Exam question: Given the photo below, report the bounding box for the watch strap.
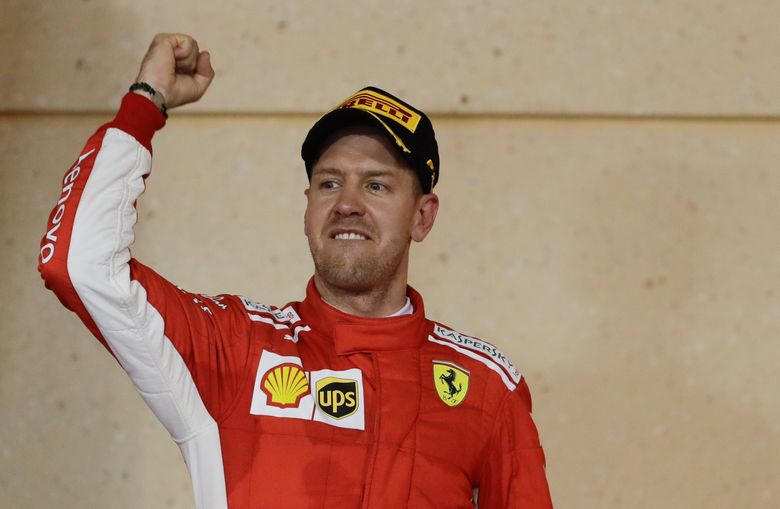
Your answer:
[129,82,168,118]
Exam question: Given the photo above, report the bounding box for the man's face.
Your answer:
[304,126,437,294]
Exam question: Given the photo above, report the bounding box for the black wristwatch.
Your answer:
[129,82,168,118]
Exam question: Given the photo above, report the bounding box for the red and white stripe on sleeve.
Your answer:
[38,93,248,509]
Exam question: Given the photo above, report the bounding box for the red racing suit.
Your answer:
[38,93,553,509]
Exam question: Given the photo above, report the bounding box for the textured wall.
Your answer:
[3,1,780,115]
[2,1,778,508]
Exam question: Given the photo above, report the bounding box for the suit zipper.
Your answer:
[360,352,381,508]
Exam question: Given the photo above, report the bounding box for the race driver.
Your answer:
[38,33,553,509]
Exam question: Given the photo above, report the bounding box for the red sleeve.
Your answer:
[478,378,554,508]
[38,93,252,423]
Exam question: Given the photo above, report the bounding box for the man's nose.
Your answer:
[333,184,365,217]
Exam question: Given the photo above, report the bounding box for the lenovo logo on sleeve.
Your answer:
[40,148,95,264]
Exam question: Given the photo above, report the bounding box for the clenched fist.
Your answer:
[134,33,215,109]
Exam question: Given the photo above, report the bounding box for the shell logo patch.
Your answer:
[250,351,365,430]
[261,363,310,408]
[433,360,470,407]
[316,377,359,419]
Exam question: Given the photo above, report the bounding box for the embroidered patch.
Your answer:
[250,352,364,430]
[433,360,470,407]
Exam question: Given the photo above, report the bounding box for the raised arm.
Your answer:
[37,34,242,509]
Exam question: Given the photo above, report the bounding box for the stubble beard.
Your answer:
[308,237,408,294]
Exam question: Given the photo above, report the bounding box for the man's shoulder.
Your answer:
[426,321,523,392]
[184,290,295,323]
[231,294,309,341]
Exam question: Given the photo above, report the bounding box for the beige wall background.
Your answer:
[1,1,778,508]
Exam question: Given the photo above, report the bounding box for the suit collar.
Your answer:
[298,277,429,353]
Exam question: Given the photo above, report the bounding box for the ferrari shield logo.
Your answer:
[433,361,469,407]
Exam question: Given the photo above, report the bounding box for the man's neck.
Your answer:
[314,273,409,318]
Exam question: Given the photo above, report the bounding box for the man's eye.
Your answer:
[320,180,339,189]
[367,182,386,192]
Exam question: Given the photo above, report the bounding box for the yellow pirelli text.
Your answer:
[339,90,422,132]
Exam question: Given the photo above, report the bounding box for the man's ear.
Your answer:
[303,187,310,236]
[411,193,439,243]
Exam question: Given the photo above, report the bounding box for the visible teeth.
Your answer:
[334,233,367,240]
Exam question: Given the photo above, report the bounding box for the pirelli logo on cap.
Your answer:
[339,89,422,133]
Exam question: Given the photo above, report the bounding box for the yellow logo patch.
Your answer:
[339,89,422,133]
[316,377,359,419]
[261,363,310,408]
[433,361,470,407]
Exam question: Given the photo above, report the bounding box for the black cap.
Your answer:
[301,86,439,193]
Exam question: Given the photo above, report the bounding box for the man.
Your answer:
[39,34,552,508]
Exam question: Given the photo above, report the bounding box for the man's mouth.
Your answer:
[330,228,371,241]
[333,232,368,240]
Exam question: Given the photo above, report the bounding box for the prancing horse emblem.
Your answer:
[432,361,470,407]
[440,369,462,397]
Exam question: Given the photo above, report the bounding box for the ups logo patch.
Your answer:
[316,377,359,419]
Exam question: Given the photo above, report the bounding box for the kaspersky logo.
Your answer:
[316,377,359,419]
[339,89,422,133]
[261,363,310,408]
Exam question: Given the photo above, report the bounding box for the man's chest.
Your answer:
[216,324,487,508]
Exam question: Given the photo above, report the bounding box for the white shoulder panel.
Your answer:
[430,323,522,389]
